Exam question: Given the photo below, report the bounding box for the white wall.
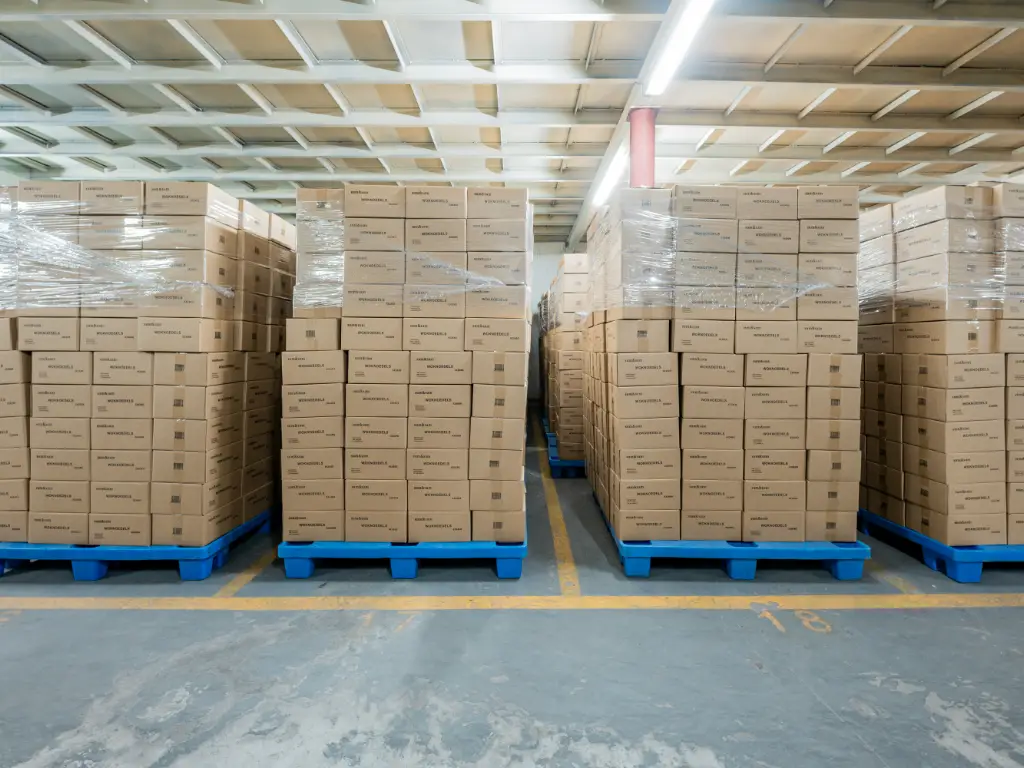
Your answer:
[529,242,564,400]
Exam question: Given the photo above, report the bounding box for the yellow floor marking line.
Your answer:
[864,560,923,595]
[531,413,581,597]
[212,549,278,598]
[3,592,1024,612]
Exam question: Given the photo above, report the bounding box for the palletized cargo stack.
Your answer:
[1,180,285,547]
[583,184,862,543]
[873,186,1009,546]
[282,183,530,546]
[543,253,588,460]
[857,202,902,525]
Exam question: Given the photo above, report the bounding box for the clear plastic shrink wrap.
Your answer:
[0,201,238,313]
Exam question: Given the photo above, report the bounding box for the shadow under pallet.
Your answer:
[0,510,272,582]
[278,537,528,580]
[859,508,1024,583]
[542,416,585,479]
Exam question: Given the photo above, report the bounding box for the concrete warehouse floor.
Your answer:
[2,418,1024,767]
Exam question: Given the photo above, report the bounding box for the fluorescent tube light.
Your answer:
[591,146,629,207]
[644,0,718,96]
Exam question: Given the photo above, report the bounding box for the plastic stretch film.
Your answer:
[0,209,236,313]
[293,189,534,318]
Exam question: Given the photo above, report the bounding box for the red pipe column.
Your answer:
[628,107,657,188]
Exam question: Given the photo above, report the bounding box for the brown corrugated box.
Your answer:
[30,480,89,513]
[797,321,858,353]
[679,353,741,386]
[0,416,27,448]
[345,511,407,542]
[742,511,804,542]
[745,450,804,480]
[902,385,1004,422]
[90,419,152,450]
[345,217,405,250]
[806,419,860,451]
[612,508,680,541]
[345,416,408,449]
[744,480,806,511]
[345,480,407,511]
[681,418,742,450]
[604,320,669,353]
[611,417,679,449]
[344,184,405,217]
[409,351,471,384]
[681,449,741,480]
[681,386,743,419]
[282,417,343,448]
[31,352,91,385]
[30,448,84,480]
[281,447,343,480]
[469,448,524,480]
[408,481,470,513]
[90,385,153,418]
[904,474,1005,515]
[283,511,344,542]
[472,352,528,385]
[807,481,858,511]
[152,351,244,386]
[282,383,345,418]
[472,509,526,542]
[17,317,79,352]
[470,384,527,419]
[807,353,861,386]
[806,387,860,419]
[614,448,681,479]
[345,251,405,284]
[807,450,861,481]
[403,318,465,351]
[0,384,28,417]
[151,499,243,546]
[90,481,149,514]
[917,507,1006,546]
[345,448,406,479]
[92,351,153,385]
[30,418,88,449]
[153,412,242,451]
[805,511,857,542]
[150,471,242,516]
[0,509,27,541]
[0,351,29,385]
[610,385,678,419]
[896,320,996,354]
[345,383,407,417]
[29,512,89,544]
[470,477,529,511]
[745,388,806,419]
[905,444,1005,484]
[468,187,528,219]
[285,319,339,351]
[735,321,797,354]
[90,449,152,482]
[407,448,469,479]
[744,420,805,449]
[464,318,529,352]
[137,318,233,353]
[409,384,471,418]
[283,480,344,512]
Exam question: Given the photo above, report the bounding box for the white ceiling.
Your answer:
[1,0,1024,243]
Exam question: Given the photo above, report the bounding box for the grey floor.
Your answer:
[2,425,1024,767]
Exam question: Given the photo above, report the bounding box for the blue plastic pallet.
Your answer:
[859,508,1024,583]
[609,526,870,580]
[0,510,272,582]
[278,538,527,580]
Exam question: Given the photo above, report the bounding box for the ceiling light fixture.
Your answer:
[644,0,718,96]
[591,146,629,207]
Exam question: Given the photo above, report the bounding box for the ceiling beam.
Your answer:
[166,20,224,69]
[764,24,805,73]
[886,131,928,154]
[4,141,1024,166]
[853,25,913,75]
[152,83,200,114]
[948,90,1004,119]
[0,32,47,66]
[62,21,134,68]
[943,28,1016,75]
[275,20,318,68]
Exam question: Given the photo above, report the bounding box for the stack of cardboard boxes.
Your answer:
[581,184,861,543]
[0,180,290,546]
[542,253,588,460]
[860,186,1016,545]
[282,184,531,545]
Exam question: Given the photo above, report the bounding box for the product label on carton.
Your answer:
[345,448,406,479]
[745,420,805,449]
[345,417,408,449]
[744,480,806,511]
[681,449,742,480]
[681,386,743,419]
[736,321,798,354]
[682,480,742,510]
[409,384,471,418]
[282,417,343,449]
[346,384,408,417]
[680,419,742,450]
[744,388,806,419]
[744,450,805,480]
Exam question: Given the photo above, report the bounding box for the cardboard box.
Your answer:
[680,418,742,450]
[902,385,1003,422]
[744,388,806,419]
[31,384,86,418]
[806,387,860,419]
[900,353,1004,391]
[406,186,467,219]
[29,512,89,544]
[30,448,83,480]
[342,184,405,218]
[344,251,405,285]
[152,352,244,386]
[798,186,858,219]
[285,319,339,351]
[682,480,742,511]
[0,508,27,540]
[90,351,153,385]
[743,354,806,387]
[895,321,996,354]
[408,481,471,516]
[744,420,805,450]
[610,508,678,540]
[465,286,530,320]
[916,506,1006,546]
[402,285,465,318]
[744,480,806,511]
[681,449,741,480]
[905,444,1005,484]
[670,320,735,353]
[806,481,859,512]
[905,474,1005,515]
[735,321,798,354]
[345,217,405,251]
[282,383,344,418]
[681,386,743,419]
[807,353,861,387]
[469,477,527,511]
[91,385,154,419]
[608,353,677,386]
[673,186,737,219]
[467,187,528,219]
[806,419,860,451]
[346,383,408,417]
[404,251,466,286]
[31,352,91,385]
[615,448,681,479]
[137,318,232,353]
[803,510,857,542]
[345,350,408,384]
[282,480,344,513]
[674,510,738,540]
[153,413,242,452]
[472,509,526,542]
[610,385,678,419]
[151,500,243,547]
[609,417,678,450]
[30,417,88,450]
[90,419,152,450]
[403,318,465,352]
[142,215,237,256]
[345,448,406,479]
[143,182,238,226]
[345,416,408,449]
[280,447,343,481]
[345,480,407,512]
[0,352,28,386]
[90,481,150,515]
[467,252,530,286]
[466,219,529,251]
[407,448,469,479]
[30,480,89,513]
[798,252,857,287]
[807,450,861,481]
[735,188,796,220]
[151,440,243,484]
[150,472,242,516]
[799,220,859,253]
[345,511,407,542]
[738,220,799,254]
[676,218,738,253]
[469,384,526,419]
[744,450,804,480]
[464,446,522,480]
[464,319,530,353]
[403,418,467,451]
[469,417,524,451]
[405,219,467,252]
[78,180,143,216]
[282,510,344,542]
[903,416,1003,453]
[282,417,343,449]
[742,511,805,542]
[90,449,151,482]
[17,317,79,352]
[408,351,472,385]
[796,321,858,354]
[676,353,739,386]
[342,283,402,318]
[0,416,26,449]
[604,320,670,353]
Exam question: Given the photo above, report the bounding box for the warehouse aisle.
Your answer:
[2,422,1024,766]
